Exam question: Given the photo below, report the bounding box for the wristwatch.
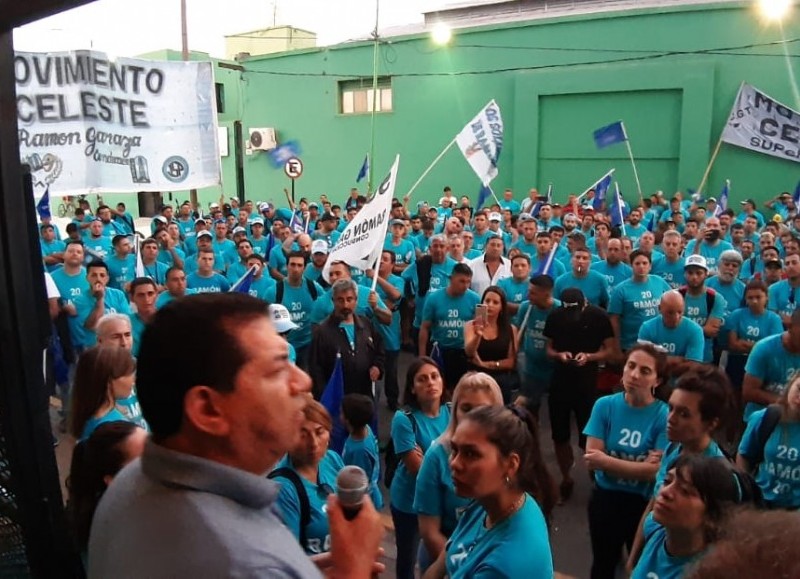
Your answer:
[495,361,500,369]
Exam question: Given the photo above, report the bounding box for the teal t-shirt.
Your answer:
[497,277,529,305]
[74,287,132,347]
[83,235,113,260]
[106,254,136,290]
[530,254,566,280]
[724,307,783,359]
[245,276,276,301]
[361,274,404,351]
[445,496,553,579]
[389,406,451,513]
[651,256,686,290]
[513,299,560,382]
[685,239,734,274]
[50,267,89,348]
[402,257,456,328]
[130,312,147,358]
[653,441,725,497]
[744,333,800,418]
[421,288,481,349]
[553,270,609,308]
[273,450,344,555]
[414,440,470,537]
[631,516,703,579]
[140,261,170,286]
[683,289,727,363]
[768,279,800,320]
[40,239,66,272]
[738,409,800,508]
[638,316,705,362]
[115,387,148,431]
[186,272,231,293]
[383,237,416,268]
[80,407,129,442]
[609,276,672,350]
[591,260,633,289]
[583,392,668,497]
[264,280,324,348]
[342,427,383,510]
[510,239,537,260]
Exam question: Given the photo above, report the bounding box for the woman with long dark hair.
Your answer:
[423,405,557,578]
[389,356,451,579]
[463,285,519,403]
[67,421,147,561]
[70,346,136,441]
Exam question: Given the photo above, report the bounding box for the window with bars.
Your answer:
[339,77,392,115]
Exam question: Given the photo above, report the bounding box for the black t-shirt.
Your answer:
[543,305,614,373]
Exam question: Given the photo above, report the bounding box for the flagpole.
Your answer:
[304,213,310,234]
[487,184,503,208]
[576,168,616,201]
[367,0,380,195]
[370,251,382,292]
[695,134,724,199]
[621,123,644,206]
[402,139,456,201]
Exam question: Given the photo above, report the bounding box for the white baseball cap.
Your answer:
[311,239,329,254]
[488,212,502,222]
[268,303,299,333]
[684,254,708,271]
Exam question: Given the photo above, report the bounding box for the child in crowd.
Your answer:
[341,393,383,509]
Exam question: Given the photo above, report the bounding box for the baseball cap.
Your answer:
[154,215,168,224]
[250,217,264,226]
[740,198,756,207]
[309,202,319,209]
[268,303,299,333]
[684,254,709,271]
[560,288,585,308]
[707,197,717,203]
[390,219,405,227]
[233,226,247,235]
[197,230,212,240]
[311,240,329,254]
[517,213,535,223]
[581,204,595,213]
[209,202,220,209]
[764,258,783,269]
[194,218,206,225]
[320,212,336,222]
[488,212,502,222]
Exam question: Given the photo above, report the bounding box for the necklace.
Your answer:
[485,493,526,529]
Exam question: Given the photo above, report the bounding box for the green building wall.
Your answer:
[237,1,799,210]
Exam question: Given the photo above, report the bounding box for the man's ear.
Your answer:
[183,386,231,437]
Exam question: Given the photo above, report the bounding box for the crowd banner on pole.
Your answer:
[721,83,800,164]
[576,168,615,203]
[323,155,399,283]
[16,50,221,195]
[714,180,730,218]
[456,100,504,186]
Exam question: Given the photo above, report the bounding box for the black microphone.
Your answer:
[336,465,369,521]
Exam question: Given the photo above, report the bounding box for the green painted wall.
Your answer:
[237,1,799,210]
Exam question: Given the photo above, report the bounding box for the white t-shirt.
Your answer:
[44,271,60,299]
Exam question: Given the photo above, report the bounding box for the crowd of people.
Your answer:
[40,183,800,578]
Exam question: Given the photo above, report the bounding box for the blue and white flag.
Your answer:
[289,211,305,234]
[430,342,445,371]
[545,183,553,204]
[535,245,558,278]
[36,187,51,220]
[476,184,492,211]
[592,172,614,211]
[610,182,628,233]
[229,265,257,294]
[356,154,369,183]
[714,180,730,217]
[322,353,346,454]
[792,180,800,206]
[134,235,145,277]
[456,100,504,185]
[593,121,627,149]
[267,140,302,169]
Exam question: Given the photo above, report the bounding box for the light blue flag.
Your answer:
[593,121,627,149]
[356,155,369,183]
[593,173,613,211]
[321,353,346,454]
[36,187,51,219]
[535,245,558,279]
[476,184,492,211]
[229,265,257,293]
[714,181,730,217]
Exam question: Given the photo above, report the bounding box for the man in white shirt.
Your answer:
[468,234,511,296]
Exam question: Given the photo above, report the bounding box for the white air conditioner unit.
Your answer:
[248,127,277,151]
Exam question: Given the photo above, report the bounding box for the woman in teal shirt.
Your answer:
[737,372,800,509]
[69,346,136,441]
[583,343,669,579]
[390,356,451,579]
[414,372,504,572]
[424,405,557,579]
[272,399,344,556]
[632,454,759,579]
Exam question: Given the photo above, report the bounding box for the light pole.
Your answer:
[180,0,199,209]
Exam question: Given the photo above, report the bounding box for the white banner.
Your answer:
[15,50,221,195]
[323,155,399,283]
[455,100,504,185]
[721,83,800,164]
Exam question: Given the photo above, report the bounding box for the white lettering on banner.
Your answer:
[721,83,800,164]
[16,50,220,195]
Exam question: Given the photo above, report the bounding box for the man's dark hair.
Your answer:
[137,294,270,439]
[452,263,473,278]
[382,249,396,263]
[65,239,84,249]
[112,234,128,247]
[130,277,157,294]
[246,253,265,265]
[341,394,374,430]
[535,231,551,239]
[116,202,126,209]
[236,238,252,249]
[66,223,79,234]
[287,250,307,265]
[629,249,651,264]
[550,225,565,234]
[729,222,744,231]
[96,204,111,213]
[166,266,184,281]
[86,260,108,274]
[530,274,554,289]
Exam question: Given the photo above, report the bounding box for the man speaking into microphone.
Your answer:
[88,293,384,578]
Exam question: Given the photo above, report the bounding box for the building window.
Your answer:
[215,82,225,114]
[339,77,392,115]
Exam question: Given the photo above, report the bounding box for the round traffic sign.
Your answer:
[284,157,303,179]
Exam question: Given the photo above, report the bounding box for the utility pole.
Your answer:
[181,0,199,210]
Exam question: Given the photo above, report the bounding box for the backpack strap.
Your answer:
[276,280,285,304]
[678,286,716,317]
[305,278,318,300]
[752,404,783,468]
[417,256,434,298]
[268,467,311,550]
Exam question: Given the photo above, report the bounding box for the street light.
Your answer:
[758,0,792,21]
[431,22,452,45]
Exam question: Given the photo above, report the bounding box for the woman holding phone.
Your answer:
[463,286,519,403]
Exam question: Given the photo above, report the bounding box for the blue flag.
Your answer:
[267,140,301,169]
[610,184,628,229]
[593,121,627,149]
[476,185,492,211]
[289,211,305,234]
[356,155,369,183]
[593,174,613,211]
[430,342,445,372]
[535,246,558,279]
[229,265,257,294]
[714,181,730,217]
[792,180,800,206]
[36,187,51,220]
[321,353,346,454]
